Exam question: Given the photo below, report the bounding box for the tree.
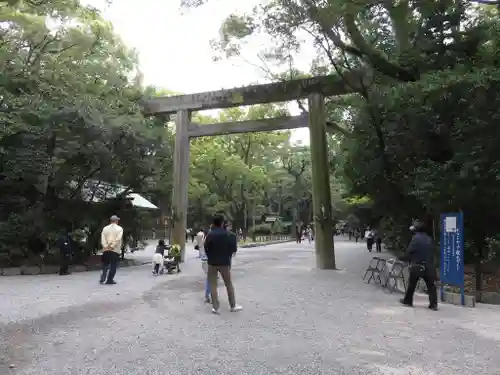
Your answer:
[0,0,172,265]
[188,104,290,232]
[279,144,311,237]
[183,0,500,297]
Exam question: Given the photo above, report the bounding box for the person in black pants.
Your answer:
[57,229,73,275]
[375,233,383,252]
[399,223,438,311]
[100,250,119,284]
[99,215,123,285]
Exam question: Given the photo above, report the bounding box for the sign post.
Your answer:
[440,212,465,306]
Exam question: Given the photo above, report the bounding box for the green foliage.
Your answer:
[169,244,181,258]
[187,103,322,233]
[0,0,172,265]
[189,0,500,277]
[249,223,273,235]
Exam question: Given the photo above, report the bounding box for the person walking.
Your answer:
[306,227,313,243]
[195,228,205,257]
[399,223,438,311]
[364,227,375,252]
[296,226,302,244]
[58,228,73,275]
[375,231,383,252]
[204,214,242,314]
[100,215,123,285]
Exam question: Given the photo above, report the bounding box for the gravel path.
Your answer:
[1,239,499,375]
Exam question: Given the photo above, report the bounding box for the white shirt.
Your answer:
[101,223,123,254]
[365,230,374,239]
[196,231,205,253]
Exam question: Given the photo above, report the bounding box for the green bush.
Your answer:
[378,216,412,254]
[270,220,287,235]
[249,223,272,235]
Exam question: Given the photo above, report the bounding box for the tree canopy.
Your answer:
[180,0,500,296]
[0,0,328,265]
[0,0,172,264]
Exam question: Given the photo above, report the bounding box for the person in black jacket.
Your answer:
[399,223,438,310]
[58,229,73,275]
[204,214,242,314]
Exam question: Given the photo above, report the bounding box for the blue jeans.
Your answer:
[204,277,211,298]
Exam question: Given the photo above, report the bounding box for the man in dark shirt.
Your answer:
[399,223,438,310]
[204,214,242,314]
[58,229,73,276]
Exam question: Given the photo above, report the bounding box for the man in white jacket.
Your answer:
[100,215,123,285]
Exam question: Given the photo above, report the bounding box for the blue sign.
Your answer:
[440,212,465,305]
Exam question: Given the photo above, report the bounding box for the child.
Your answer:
[152,239,166,275]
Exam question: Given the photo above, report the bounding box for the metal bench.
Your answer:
[363,257,409,294]
[382,259,407,293]
[363,257,387,285]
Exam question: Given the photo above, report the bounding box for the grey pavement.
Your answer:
[1,238,499,375]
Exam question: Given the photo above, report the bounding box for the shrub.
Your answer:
[249,223,272,235]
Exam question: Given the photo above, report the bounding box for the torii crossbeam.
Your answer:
[141,70,367,269]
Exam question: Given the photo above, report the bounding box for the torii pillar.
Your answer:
[171,109,190,261]
[308,93,336,269]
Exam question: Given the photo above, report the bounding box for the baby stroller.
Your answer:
[164,254,180,274]
[165,244,181,273]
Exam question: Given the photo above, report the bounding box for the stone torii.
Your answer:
[141,71,366,269]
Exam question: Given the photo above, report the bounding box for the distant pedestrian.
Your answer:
[364,227,374,252]
[204,214,242,314]
[375,232,383,252]
[58,228,73,276]
[296,227,302,244]
[195,228,205,256]
[306,227,313,243]
[100,215,123,285]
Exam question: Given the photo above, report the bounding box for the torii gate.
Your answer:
[142,71,365,269]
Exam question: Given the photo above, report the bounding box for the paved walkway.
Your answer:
[1,239,499,374]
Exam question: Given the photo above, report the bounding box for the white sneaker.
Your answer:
[211,308,220,314]
[230,305,243,312]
